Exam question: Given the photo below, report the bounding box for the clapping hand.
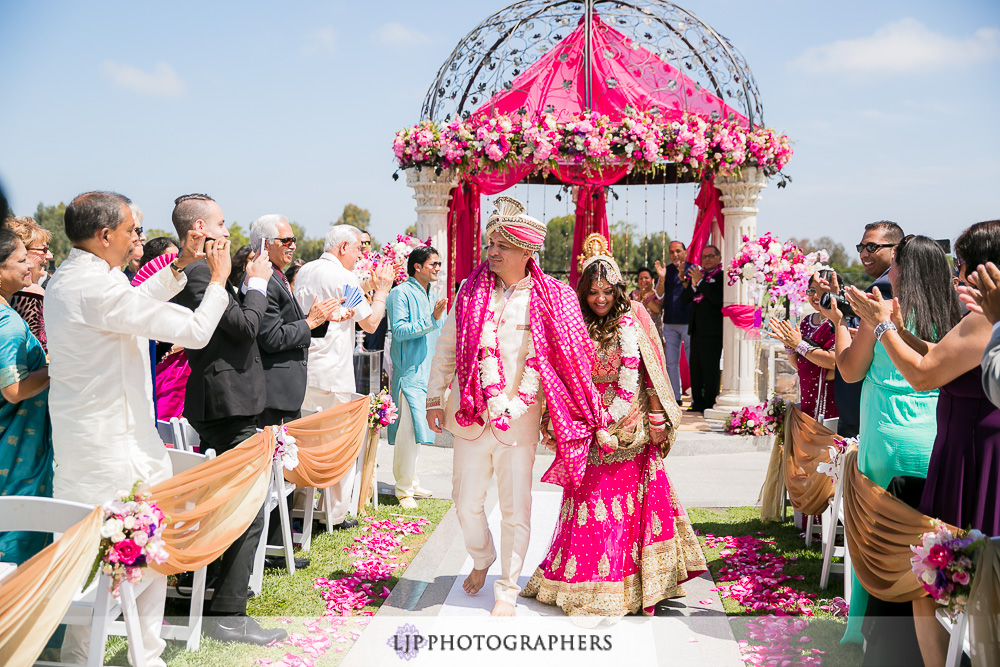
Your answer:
[765,317,802,349]
[433,297,447,320]
[960,263,1000,325]
[654,260,667,282]
[329,297,354,323]
[306,298,339,329]
[688,265,703,285]
[844,285,892,328]
[372,261,395,294]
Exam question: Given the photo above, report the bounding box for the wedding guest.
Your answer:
[170,194,285,644]
[833,220,901,438]
[630,266,662,335]
[122,202,147,282]
[386,245,446,509]
[822,235,961,651]
[654,241,694,403]
[681,245,723,412]
[0,229,52,564]
[138,236,178,270]
[766,269,838,421]
[229,244,253,290]
[4,216,52,349]
[294,224,393,529]
[46,191,230,667]
[284,258,306,291]
[523,250,705,617]
[846,221,999,667]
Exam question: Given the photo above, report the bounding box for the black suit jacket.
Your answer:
[833,269,893,437]
[681,269,724,337]
[256,268,327,412]
[171,260,267,422]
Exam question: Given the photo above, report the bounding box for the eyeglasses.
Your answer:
[272,237,296,247]
[360,240,372,247]
[701,253,719,259]
[28,245,50,255]
[428,261,442,268]
[856,241,896,254]
[132,227,144,237]
[805,288,817,296]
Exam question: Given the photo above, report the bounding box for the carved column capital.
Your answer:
[405,167,458,211]
[716,166,768,213]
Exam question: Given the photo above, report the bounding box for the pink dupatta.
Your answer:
[453,259,609,489]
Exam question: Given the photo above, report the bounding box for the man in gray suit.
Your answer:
[960,261,1000,407]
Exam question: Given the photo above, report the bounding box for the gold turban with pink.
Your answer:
[485,196,546,251]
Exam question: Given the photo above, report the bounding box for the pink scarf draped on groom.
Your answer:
[453,257,610,489]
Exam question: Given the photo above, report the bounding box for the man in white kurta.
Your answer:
[45,191,230,666]
[294,224,394,527]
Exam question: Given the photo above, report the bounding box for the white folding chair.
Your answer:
[147,448,216,651]
[249,458,298,595]
[168,417,186,452]
[0,496,147,667]
[156,420,175,448]
[176,417,201,454]
[819,454,852,604]
[939,535,1000,667]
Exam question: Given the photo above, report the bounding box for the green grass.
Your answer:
[102,496,452,666]
[689,506,863,667]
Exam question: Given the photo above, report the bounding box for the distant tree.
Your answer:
[335,204,371,232]
[541,215,574,279]
[33,202,71,266]
[403,223,417,237]
[787,235,868,289]
[227,223,250,252]
[290,222,325,262]
[143,228,174,243]
[610,219,669,287]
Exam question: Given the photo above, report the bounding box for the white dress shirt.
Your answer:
[294,252,374,394]
[45,249,228,505]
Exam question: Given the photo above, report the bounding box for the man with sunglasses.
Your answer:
[828,220,902,438]
[385,245,447,509]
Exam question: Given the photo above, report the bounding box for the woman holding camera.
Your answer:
[820,235,962,646]
[845,222,1000,667]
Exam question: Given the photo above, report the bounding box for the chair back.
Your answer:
[156,419,175,446]
[0,496,94,535]
[166,447,216,475]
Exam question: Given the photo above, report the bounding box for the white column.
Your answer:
[704,167,768,419]
[405,167,458,291]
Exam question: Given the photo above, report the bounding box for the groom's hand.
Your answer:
[426,408,444,434]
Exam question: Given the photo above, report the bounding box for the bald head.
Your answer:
[171,193,216,239]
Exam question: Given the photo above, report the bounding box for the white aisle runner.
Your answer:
[357,491,743,666]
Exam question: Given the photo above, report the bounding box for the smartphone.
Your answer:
[258,238,267,257]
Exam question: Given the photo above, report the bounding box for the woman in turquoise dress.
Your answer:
[0,228,53,564]
[819,235,962,648]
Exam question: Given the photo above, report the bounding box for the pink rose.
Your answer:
[952,569,970,586]
[114,539,142,566]
[927,545,954,568]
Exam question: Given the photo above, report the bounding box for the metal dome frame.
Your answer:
[421,0,764,127]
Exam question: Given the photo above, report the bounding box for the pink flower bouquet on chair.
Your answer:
[90,481,170,598]
[910,525,987,619]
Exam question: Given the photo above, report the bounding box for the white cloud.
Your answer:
[374,22,431,47]
[302,26,337,56]
[101,61,186,98]
[790,18,1000,76]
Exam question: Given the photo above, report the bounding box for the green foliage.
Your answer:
[335,203,371,232]
[540,214,574,278]
[142,228,176,243]
[227,223,250,253]
[788,235,868,289]
[403,222,417,237]
[33,202,71,266]
[611,218,669,280]
[290,222,325,262]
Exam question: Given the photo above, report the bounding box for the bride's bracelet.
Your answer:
[648,412,667,432]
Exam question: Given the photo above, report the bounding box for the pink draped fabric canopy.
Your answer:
[446,13,740,291]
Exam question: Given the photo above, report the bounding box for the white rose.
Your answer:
[100,518,124,538]
[123,515,136,530]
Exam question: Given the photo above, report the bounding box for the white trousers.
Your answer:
[62,575,168,667]
[453,432,535,606]
[301,386,365,525]
[393,393,423,499]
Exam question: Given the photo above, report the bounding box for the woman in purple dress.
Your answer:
[846,221,1000,667]
[767,269,838,420]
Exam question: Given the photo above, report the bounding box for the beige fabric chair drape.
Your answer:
[760,404,836,521]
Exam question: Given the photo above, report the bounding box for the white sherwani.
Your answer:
[426,275,543,605]
[44,248,227,666]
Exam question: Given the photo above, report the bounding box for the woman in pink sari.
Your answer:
[522,247,706,618]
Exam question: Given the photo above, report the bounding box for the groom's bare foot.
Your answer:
[463,567,488,594]
[491,600,516,617]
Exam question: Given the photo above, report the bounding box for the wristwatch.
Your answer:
[874,321,897,341]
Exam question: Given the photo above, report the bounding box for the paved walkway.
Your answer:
[344,430,771,666]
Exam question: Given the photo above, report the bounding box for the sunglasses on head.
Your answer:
[272,237,296,247]
[856,241,897,254]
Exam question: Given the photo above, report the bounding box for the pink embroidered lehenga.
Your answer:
[522,304,707,617]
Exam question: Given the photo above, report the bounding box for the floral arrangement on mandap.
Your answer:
[380,234,433,285]
[724,395,789,436]
[369,389,399,430]
[91,481,170,598]
[393,109,792,180]
[727,232,828,316]
[910,525,988,619]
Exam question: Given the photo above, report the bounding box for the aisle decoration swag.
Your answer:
[90,482,169,598]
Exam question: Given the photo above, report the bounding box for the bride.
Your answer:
[521,239,706,617]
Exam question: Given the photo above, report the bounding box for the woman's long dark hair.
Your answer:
[954,220,1000,271]
[894,235,962,342]
[0,228,22,266]
[576,260,631,349]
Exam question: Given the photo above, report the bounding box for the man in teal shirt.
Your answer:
[386,245,447,509]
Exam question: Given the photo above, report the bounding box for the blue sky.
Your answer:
[1,0,997,257]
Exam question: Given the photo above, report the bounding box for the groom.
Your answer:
[426,196,609,616]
